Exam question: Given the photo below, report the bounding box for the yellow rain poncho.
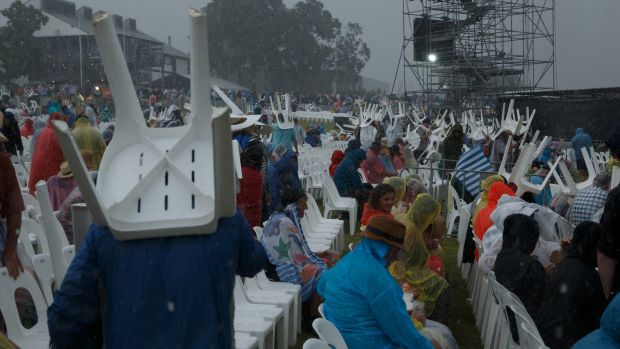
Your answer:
[471,175,505,224]
[383,177,406,207]
[606,158,620,173]
[389,194,447,315]
[72,117,106,170]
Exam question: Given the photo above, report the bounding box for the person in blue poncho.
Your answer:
[333,148,366,197]
[48,209,270,349]
[571,128,593,173]
[318,215,437,349]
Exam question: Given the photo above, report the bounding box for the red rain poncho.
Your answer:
[474,181,514,240]
[329,150,345,176]
[28,113,66,195]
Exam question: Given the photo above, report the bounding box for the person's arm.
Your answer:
[48,226,103,348]
[368,285,434,349]
[236,211,270,277]
[598,251,617,298]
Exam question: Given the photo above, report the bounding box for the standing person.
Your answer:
[293,118,305,146]
[571,128,593,173]
[271,115,298,153]
[318,216,436,349]
[536,222,607,349]
[414,118,432,160]
[0,130,24,280]
[0,110,23,157]
[72,114,107,170]
[28,113,66,195]
[490,131,511,170]
[440,124,464,172]
[236,141,265,228]
[84,102,97,126]
[48,208,271,348]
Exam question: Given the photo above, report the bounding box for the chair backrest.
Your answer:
[0,268,50,341]
[312,318,348,349]
[31,253,54,305]
[21,192,40,216]
[20,217,50,254]
[302,338,331,349]
[233,276,250,304]
[318,303,325,318]
[510,304,547,349]
[253,226,263,240]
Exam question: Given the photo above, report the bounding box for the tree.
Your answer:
[329,22,371,93]
[204,0,370,94]
[0,1,48,81]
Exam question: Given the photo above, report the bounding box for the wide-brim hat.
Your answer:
[231,114,261,132]
[361,215,408,251]
[57,161,73,178]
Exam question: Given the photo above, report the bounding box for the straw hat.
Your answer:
[361,215,408,251]
[57,161,73,178]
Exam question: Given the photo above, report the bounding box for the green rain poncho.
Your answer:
[389,194,448,315]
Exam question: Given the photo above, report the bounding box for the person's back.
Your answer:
[572,295,620,349]
[571,128,593,161]
[572,176,609,225]
[48,209,269,349]
[72,116,106,170]
[494,215,546,318]
[272,125,296,152]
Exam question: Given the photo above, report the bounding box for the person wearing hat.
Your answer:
[0,128,25,280]
[47,149,95,212]
[318,215,436,349]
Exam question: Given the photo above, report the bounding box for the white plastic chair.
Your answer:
[302,338,331,349]
[21,192,41,218]
[254,271,302,337]
[317,303,325,318]
[20,217,50,255]
[31,253,54,305]
[234,316,275,349]
[235,332,259,349]
[322,176,357,236]
[312,318,348,349]
[238,276,294,348]
[0,268,50,348]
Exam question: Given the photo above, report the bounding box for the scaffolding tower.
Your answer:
[394,0,555,116]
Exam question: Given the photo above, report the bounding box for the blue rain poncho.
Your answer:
[317,238,433,349]
[333,149,366,196]
[266,151,302,214]
[48,209,269,349]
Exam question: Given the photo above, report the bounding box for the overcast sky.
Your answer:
[29,0,620,91]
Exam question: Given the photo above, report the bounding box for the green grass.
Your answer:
[293,212,482,348]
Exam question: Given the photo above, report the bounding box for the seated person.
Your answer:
[261,189,327,314]
[572,294,620,349]
[318,216,437,349]
[411,300,458,349]
[536,222,607,349]
[360,184,396,229]
[333,148,371,212]
[390,194,448,319]
[361,142,397,184]
[494,214,547,319]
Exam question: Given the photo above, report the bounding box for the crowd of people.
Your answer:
[1,89,620,349]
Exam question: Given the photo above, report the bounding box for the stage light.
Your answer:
[428,53,437,62]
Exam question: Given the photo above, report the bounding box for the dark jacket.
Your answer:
[535,256,606,349]
[48,209,269,349]
[1,111,23,156]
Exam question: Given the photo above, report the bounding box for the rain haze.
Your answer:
[43,0,620,90]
